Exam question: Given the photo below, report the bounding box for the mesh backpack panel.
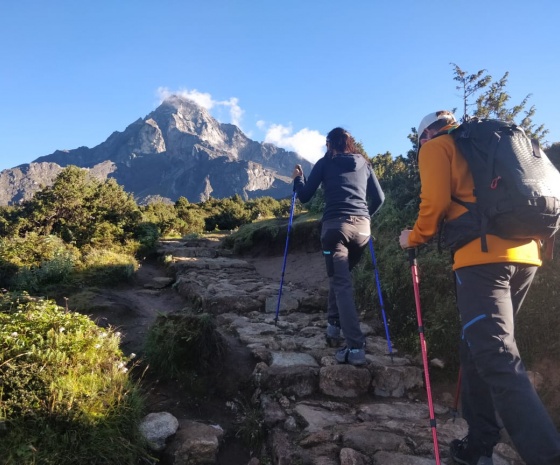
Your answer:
[442,118,560,252]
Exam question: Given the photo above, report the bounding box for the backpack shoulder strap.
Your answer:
[531,138,543,158]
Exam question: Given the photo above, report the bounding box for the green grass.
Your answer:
[222,212,321,255]
[0,293,151,464]
[143,312,226,396]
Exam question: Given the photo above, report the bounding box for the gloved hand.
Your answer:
[291,164,303,179]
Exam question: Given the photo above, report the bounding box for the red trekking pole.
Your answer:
[408,248,441,465]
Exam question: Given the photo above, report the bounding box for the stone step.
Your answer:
[153,237,523,465]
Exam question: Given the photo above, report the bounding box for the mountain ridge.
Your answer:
[0,96,313,206]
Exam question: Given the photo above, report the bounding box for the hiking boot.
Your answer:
[334,346,366,366]
[450,436,494,465]
[326,324,343,347]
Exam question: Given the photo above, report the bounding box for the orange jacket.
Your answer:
[408,127,542,270]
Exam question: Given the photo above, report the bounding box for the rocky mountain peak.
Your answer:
[153,96,231,152]
[0,97,313,206]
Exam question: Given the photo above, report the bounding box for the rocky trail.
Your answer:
[83,233,524,465]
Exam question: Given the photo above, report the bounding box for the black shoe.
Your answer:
[450,436,494,465]
[325,323,343,347]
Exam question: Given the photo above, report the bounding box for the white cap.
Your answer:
[417,111,457,144]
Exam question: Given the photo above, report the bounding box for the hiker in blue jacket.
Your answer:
[292,127,384,366]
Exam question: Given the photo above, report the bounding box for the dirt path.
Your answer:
[80,258,186,356]
[79,248,278,464]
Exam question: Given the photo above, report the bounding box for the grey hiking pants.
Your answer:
[321,216,370,349]
[455,263,560,465]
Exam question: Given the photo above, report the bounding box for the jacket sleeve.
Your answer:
[408,142,452,246]
[293,159,324,203]
[367,166,385,216]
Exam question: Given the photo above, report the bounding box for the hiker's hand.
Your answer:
[292,164,303,179]
[399,229,412,249]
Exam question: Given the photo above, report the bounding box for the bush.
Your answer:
[0,293,149,464]
[134,222,161,252]
[0,234,80,292]
[79,249,138,285]
[144,312,226,394]
[222,213,321,256]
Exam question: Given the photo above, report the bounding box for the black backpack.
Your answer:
[441,118,560,253]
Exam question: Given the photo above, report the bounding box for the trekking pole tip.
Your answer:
[451,408,458,422]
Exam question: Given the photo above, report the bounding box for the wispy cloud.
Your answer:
[156,87,324,163]
[260,122,325,163]
[156,87,244,127]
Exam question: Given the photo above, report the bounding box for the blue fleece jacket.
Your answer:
[293,153,385,221]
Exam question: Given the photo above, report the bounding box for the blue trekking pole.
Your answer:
[369,237,394,360]
[274,190,297,324]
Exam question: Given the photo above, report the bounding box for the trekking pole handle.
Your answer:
[407,247,418,265]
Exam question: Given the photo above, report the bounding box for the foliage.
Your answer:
[450,63,492,120]
[202,195,252,231]
[229,396,265,453]
[134,222,161,252]
[79,249,138,285]
[0,234,80,292]
[140,200,185,237]
[516,240,560,365]
[222,212,321,256]
[450,63,548,141]
[18,167,141,249]
[143,312,226,394]
[302,188,325,214]
[546,143,560,170]
[0,167,301,294]
[0,293,149,464]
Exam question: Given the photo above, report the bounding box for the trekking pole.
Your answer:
[407,248,441,465]
[368,237,393,361]
[451,367,462,421]
[450,271,462,421]
[274,190,297,324]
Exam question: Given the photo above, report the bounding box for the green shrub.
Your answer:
[0,293,149,464]
[0,234,80,292]
[134,221,161,252]
[144,312,226,393]
[516,244,560,366]
[10,254,76,293]
[222,213,321,256]
[79,249,138,285]
[177,209,206,235]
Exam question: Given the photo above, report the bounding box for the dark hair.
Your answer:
[326,127,358,155]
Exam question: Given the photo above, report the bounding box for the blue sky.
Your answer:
[1,1,558,172]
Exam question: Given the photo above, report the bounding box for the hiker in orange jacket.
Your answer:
[399,111,560,465]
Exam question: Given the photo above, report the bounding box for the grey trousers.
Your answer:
[321,216,370,349]
[455,263,560,465]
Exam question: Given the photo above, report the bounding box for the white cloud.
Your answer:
[263,123,325,163]
[220,97,243,127]
[156,87,244,128]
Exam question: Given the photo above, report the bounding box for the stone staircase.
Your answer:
[150,236,523,465]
